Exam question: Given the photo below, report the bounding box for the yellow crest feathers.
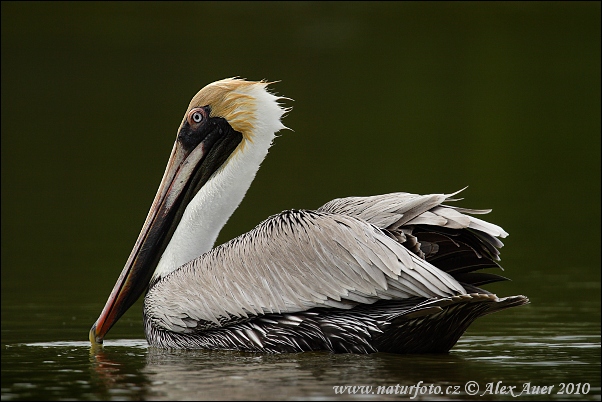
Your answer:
[184,78,271,142]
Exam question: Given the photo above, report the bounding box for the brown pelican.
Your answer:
[90,78,528,353]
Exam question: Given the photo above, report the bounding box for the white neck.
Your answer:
[152,85,286,281]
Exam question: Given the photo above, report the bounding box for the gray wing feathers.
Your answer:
[318,189,508,239]
[318,192,447,230]
[147,189,507,334]
[146,211,465,333]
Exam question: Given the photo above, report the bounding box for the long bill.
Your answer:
[88,141,198,345]
[89,119,242,346]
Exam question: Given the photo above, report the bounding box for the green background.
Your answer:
[3,1,599,323]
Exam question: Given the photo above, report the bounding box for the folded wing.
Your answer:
[146,211,468,333]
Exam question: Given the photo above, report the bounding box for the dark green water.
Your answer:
[2,2,600,400]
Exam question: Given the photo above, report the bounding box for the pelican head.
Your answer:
[90,78,287,345]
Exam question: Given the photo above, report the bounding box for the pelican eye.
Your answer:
[187,108,207,126]
[192,111,203,123]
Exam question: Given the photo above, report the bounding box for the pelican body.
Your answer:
[90,78,528,353]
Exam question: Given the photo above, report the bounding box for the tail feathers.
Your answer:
[481,294,530,315]
[391,293,529,323]
[374,293,529,353]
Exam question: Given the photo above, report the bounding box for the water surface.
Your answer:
[2,295,600,400]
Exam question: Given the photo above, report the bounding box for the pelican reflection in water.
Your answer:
[90,78,528,353]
